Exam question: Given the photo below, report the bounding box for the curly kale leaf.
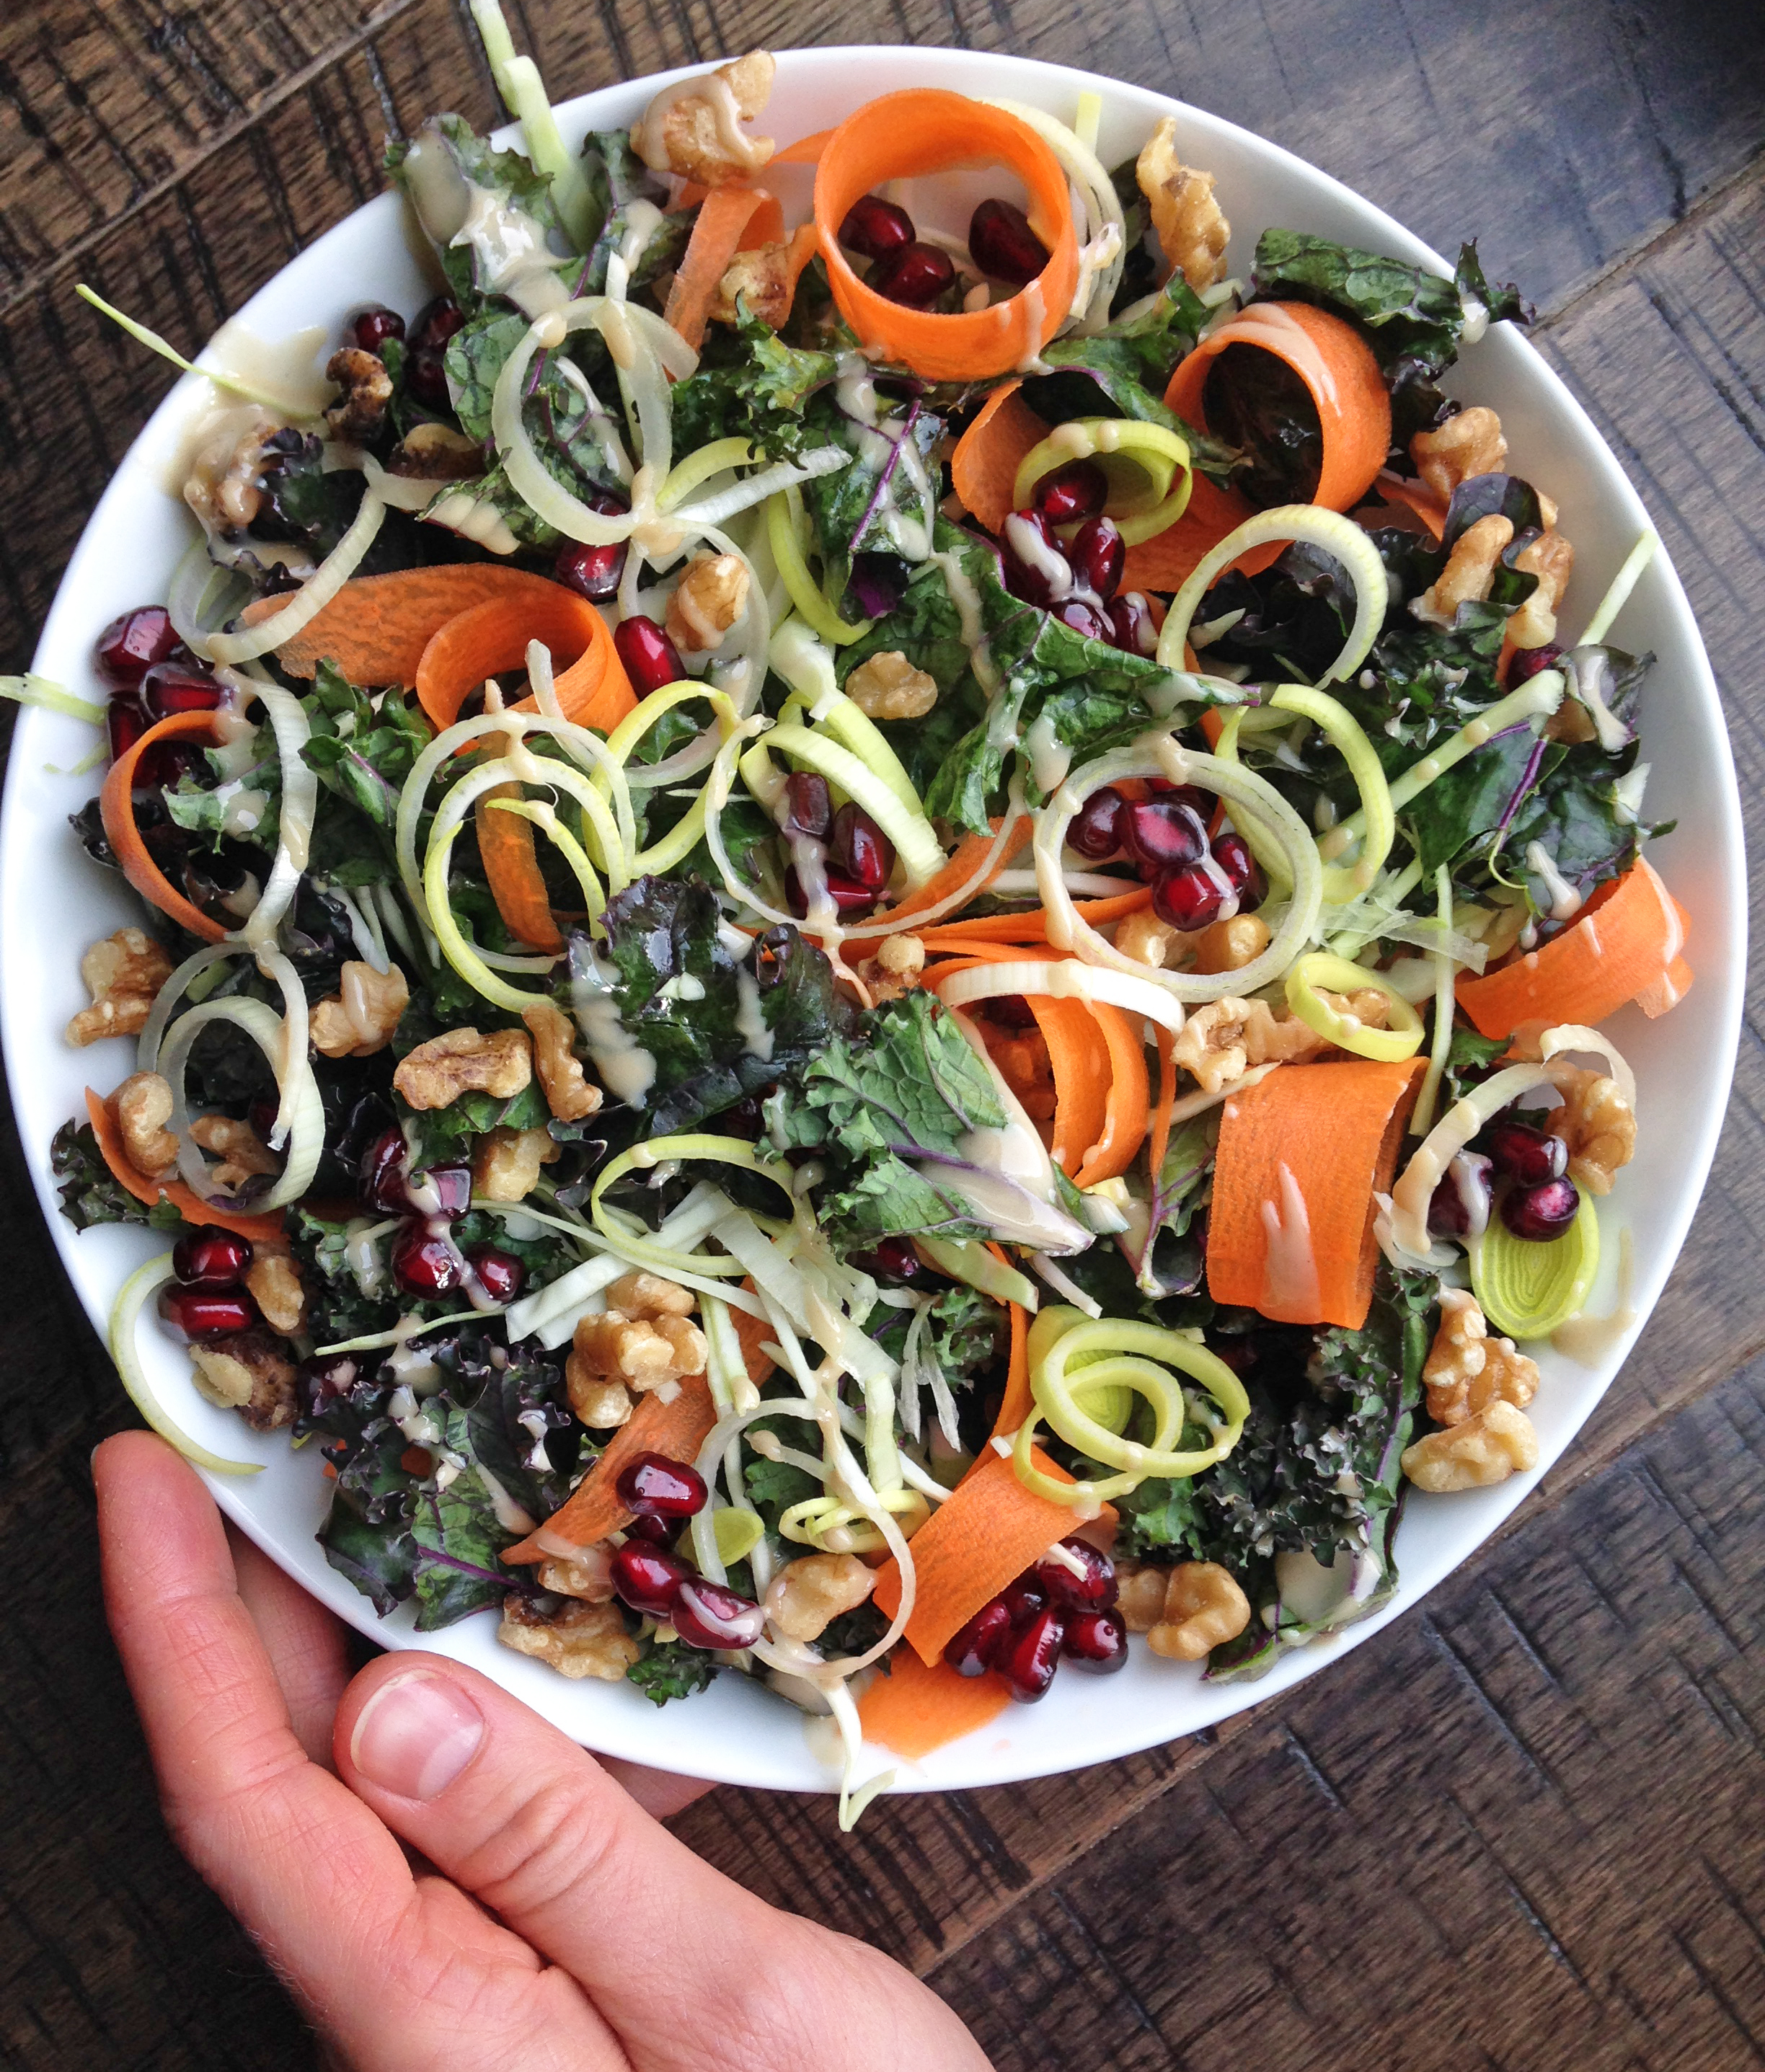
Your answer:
[670,309,843,462]
[387,117,570,310]
[872,1283,1005,1388]
[301,663,433,831]
[801,391,939,601]
[50,1119,185,1233]
[574,130,691,297]
[627,1634,719,1705]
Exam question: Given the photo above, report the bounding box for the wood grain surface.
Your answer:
[0,1,1761,2066]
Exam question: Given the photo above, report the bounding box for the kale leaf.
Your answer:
[627,1634,719,1705]
[301,663,433,832]
[575,130,691,297]
[386,117,570,311]
[670,309,842,462]
[50,1119,185,1233]
[802,392,940,603]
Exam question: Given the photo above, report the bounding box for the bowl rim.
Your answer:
[4,40,1745,1794]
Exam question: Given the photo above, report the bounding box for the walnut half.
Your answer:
[66,929,172,1047]
[1135,117,1230,291]
[1423,1288,1539,1427]
[393,1027,531,1110]
[498,1596,641,1681]
[1402,1400,1539,1492]
[189,1331,297,1431]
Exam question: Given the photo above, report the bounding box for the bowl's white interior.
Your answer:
[1,46,1741,1794]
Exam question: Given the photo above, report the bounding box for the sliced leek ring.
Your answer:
[1011,417,1195,544]
[1472,1186,1601,1340]
[1284,952,1425,1062]
[109,1256,262,1476]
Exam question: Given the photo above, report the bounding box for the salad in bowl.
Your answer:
[6,17,1713,1813]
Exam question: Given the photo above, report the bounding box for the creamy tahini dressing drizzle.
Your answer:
[570,957,658,1105]
[632,72,771,174]
[928,549,999,694]
[735,968,774,1061]
[1524,841,1583,921]
[1022,712,1073,794]
[1258,1163,1322,1321]
[1552,1226,1637,1364]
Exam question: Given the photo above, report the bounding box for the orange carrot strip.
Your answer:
[100,711,229,943]
[813,93,1079,381]
[911,885,1151,951]
[871,815,1035,927]
[663,187,769,352]
[772,129,832,164]
[1369,469,1448,539]
[1028,994,1110,1180]
[1456,857,1693,1038]
[950,379,1047,534]
[415,588,634,735]
[503,1374,717,1564]
[84,1089,286,1242]
[474,784,564,954]
[737,191,785,249]
[987,1293,1032,1446]
[1148,1027,1179,1185]
[870,1446,1113,1666]
[1073,1001,1150,1187]
[857,1647,1012,1759]
[1206,1057,1424,1331]
[241,567,565,684]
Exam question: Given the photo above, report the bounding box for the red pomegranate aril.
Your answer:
[95,606,180,687]
[404,1164,472,1220]
[831,802,894,891]
[999,1606,1066,1701]
[140,661,223,719]
[353,306,405,354]
[624,1513,675,1546]
[997,1572,1048,1628]
[870,242,955,310]
[1107,591,1158,656]
[1502,1175,1580,1242]
[783,771,833,842]
[172,1226,254,1290]
[1508,642,1565,686]
[1153,862,1229,930]
[839,192,916,263]
[158,1287,259,1340]
[1069,515,1125,601]
[466,1245,525,1303]
[1484,1117,1567,1187]
[1035,1538,1118,1613]
[1428,1174,1472,1237]
[554,537,627,603]
[410,295,465,354]
[1121,798,1208,870]
[406,350,449,409]
[1000,508,1069,606]
[984,994,1038,1030]
[783,866,878,918]
[359,1126,411,1213]
[611,1544,691,1619]
[1067,786,1127,860]
[945,1600,1014,1678]
[1211,832,1255,890]
[614,614,686,696]
[616,1452,709,1519]
[107,700,151,765]
[851,1236,920,1283]
[1062,1608,1129,1673]
[1051,597,1112,643]
[969,198,1050,287]
[1032,459,1109,526]
[671,1579,768,1652]
[390,1223,466,1297]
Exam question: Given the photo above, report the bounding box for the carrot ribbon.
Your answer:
[239,566,567,685]
[84,1089,285,1242]
[100,711,229,944]
[856,1647,1012,1758]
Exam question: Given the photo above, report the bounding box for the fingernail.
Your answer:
[349,1670,485,1799]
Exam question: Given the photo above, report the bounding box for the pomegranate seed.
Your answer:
[1068,787,1127,860]
[158,1287,259,1340]
[1502,1175,1580,1242]
[406,351,449,408]
[1484,1117,1567,1186]
[1121,799,1208,871]
[945,1600,1014,1678]
[554,536,627,603]
[839,193,915,262]
[1051,597,1112,643]
[298,1352,360,1418]
[850,1237,920,1284]
[141,661,223,719]
[997,1572,1048,1628]
[1035,1538,1118,1613]
[1509,642,1565,685]
[672,1578,767,1651]
[1000,509,1070,607]
[359,1127,411,1213]
[611,1544,691,1619]
[1062,1608,1129,1673]
[389,1224,466,1297]
[352,306,405,355]
[95,606,180,688]
[139,741,200,792]
[404,1164,471,1220]
[107,701,151,765]
[466,1245,525,1303]
[1107,592,1158,655]
[1068,516,1125,601]
[1033,459,1108,526]
[624,1514,675,1546]
[1428,1175,1471,1236]
[1212,833,1255,890]
[782,771,832,841]
[616,1452,709,1519]
[410,295,464,355]
[831,802,894,891]
[870,242,955,310]
[968,198,1050,287]
[1153,862,1229,930]
[985,994,1038,1030]
[998,1606,1066,1701]
[172,1226,253,1290]
[614,614,686,695]
[784,866,879,918]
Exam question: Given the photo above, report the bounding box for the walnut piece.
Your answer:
[567,1372,634,1430]
[764,1553,876,1642]
[1172,991,1390,1094]
[1193,913,1270,975]
[394,1026,532,1110]
[521,1001,602,1123]
[1136,117,1229,291]
[604,1271,696,1320]
[1146,1562,1252,1661]
[1402,1399,1539,1492]
[852,932,926,1003]
[473,1125,558,1205]
[1116,911,1186,971]
[1116,911,1270,976]
[183,404,280,534]
[1413,513,1515,627]
[66,927,172,1046]
[634,51,776,187]
[1115,1560,1172,1634]
[110,1071,178,1179]
[189,1114,279,1191]
[711,241,797,330]
[1409,407,1508,499]
[497,1596,641,1681]
[1508,527,1575,650]
[189,1331,297,1432]
[244,1249,306,1337]
[569,1311,707,1396]
[310,959,410,1058]
[665,552,750,654]
[1423,1288,1540,1427]
[539,1548,616,1603]
[845,651,939,721]
[388,420,486,479]
[1546,1066,1636,1196]
[324,346,393,443]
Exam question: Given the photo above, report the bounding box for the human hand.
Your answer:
[94,1431,992,2072]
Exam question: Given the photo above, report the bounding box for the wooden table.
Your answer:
[1,3,1762,2064]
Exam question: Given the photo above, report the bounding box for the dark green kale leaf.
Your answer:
[802,391,941,603]
[670,309,842,462]
[301,663,433,831]
[627,1634,719,1705]
[872,1283,1006,1387]
[579,128,663,232]
[575,130,691,297]
[1129,1110,1217,1296]
[387,117,570,310]
[744,1453,823,1534]
[165,735,281,852]
[407,1080,553,1166]
[1442,1024,1509,1104]
[50,1119,185,1233]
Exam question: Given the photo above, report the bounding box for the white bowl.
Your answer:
[3,45,1743,1795]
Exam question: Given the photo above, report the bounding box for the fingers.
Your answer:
[335,1653,994,2070]
[594,1757,715,1821]
[226,1523,353,1766]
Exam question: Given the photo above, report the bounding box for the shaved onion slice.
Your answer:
[1389,1058,1579,1259]
[235,677,317,949]
[1526,1023,1637,1110]
[252,944,316,1151]
[983,96,1126,324]
[1156,504,1389,683]
[932,956,1187,1035]
[110,1255,262,1475]
[157,996,325,1211]
[205,480,386,665]
[136,942,247,1073]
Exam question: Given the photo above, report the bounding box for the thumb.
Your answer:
[336,1653,991,2071]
